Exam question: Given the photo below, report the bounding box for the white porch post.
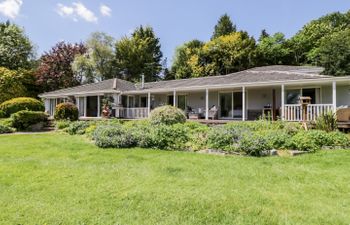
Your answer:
[84,96,87,117]
[76,97,80,116]
[173,89,177,107]
[281,84,285,120]
[147,92,151,116]
[242,86,246,121]
[205,88,209,120]
[332,81,337,113]
[97,95,101,117]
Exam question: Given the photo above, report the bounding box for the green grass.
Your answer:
[1,133,350,224]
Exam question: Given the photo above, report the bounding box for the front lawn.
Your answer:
[1,133,350,224]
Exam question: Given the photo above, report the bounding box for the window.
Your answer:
[286,88,319,104]
[178,95,186,110]
[286,90,301,104]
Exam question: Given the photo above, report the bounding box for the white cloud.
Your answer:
[100,4,111,17]
[57,3,74,17]
[56,2,98,23]
[0,0,22,19]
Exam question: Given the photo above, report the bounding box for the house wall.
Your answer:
[321,84,349,106]
[246,88,281,110]
[337,85,350,106]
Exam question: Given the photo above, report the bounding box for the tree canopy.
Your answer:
[0,21,34,70]
[313,29,350,76]
[35,42,87,92]
[72,32,116,83]
[256,32,291,66]
[0,67,37,103]
[115,26,163,82]
[212,14,236,40]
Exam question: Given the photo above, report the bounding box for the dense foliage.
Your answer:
[212,14,236,40]
[149,105,186,125]
[0,21,34,70]
[10,110,48,131]
[72,32,117,83]
[0,124,14,134]
[35,42,87,92]
[58,119,350,156]
[0,67,37,104]
[0,97,44,117]
[312,29,350,76]
[54,103,79,121]
[115,26,163,82]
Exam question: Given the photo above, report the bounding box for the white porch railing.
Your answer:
[114,107,149,119]
[284,104,334,121]
[306,104,334,121]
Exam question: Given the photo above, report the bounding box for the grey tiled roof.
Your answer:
[39,78,135,97]
[39,65,332,97]
[135,65,330,90]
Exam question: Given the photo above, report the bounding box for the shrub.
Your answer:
[207,125,249,151]
[326,131,350,148]
[184,121,209,151]
[237,133,271,156]
[93,125,136,148]
[149,105,186,125]
[286,131,319,152]
[0,97,44,117]
[54,103,79,121]
[259,130,291,150]
[11,110,48,131]
[125,120,155,148]
[0,124,14,134]
[305,130,332,148]
[150,124,189,150]
[65,121,91,135]
[0,110,6,118]
[315,111,338,132]
[55,120,71,130]
[0,118,13,127]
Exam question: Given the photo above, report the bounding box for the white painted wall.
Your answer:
[337,85,350,106]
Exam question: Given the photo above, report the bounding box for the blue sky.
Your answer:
[1,0,350,66]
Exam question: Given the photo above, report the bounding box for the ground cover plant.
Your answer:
[0,133,350,224]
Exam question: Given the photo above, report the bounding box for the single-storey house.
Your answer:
[39,65,350,122]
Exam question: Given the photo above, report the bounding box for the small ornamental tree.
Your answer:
[149,105,186,125]
[54,102,79,121]
[35,42,87,92]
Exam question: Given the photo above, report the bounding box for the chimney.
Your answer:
[113,78,117,89]
[141,74,145,89]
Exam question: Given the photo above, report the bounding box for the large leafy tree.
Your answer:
[211,14,236,40]
[115,26,163,82]
[203,32,256,75]
[0,67,37,103]
[256,32,291,65]
[35,42,87,92]
[289,11,350,64]
[171,40,204,79]
[72,32,116,83]
[313,29,350,76]
[0,21,34,70]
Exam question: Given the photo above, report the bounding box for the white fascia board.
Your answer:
[39,90,120,98]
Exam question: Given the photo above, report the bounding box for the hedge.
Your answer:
[11,110,48,131]
[0,97,44,117]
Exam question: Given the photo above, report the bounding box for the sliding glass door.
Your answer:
[219,92,243,119]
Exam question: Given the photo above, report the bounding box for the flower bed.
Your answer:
[57,118,350,156]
